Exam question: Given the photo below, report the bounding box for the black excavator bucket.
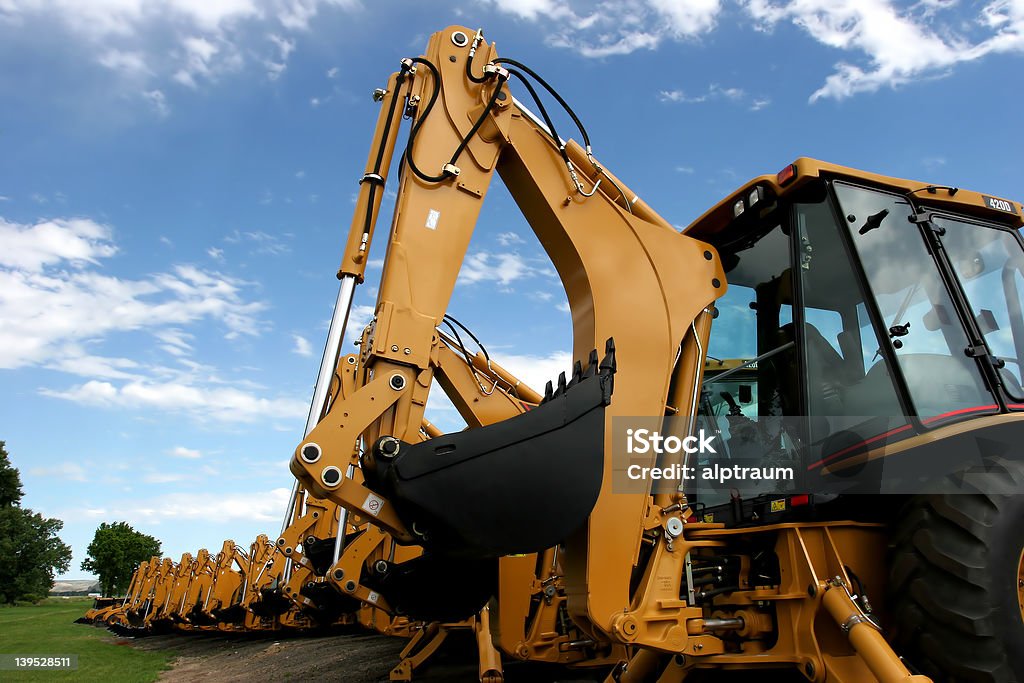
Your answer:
[249,586,292,617]
[362,339,615,559]
[370,554,498,622]
[299,581,361,624]
[125,606,146,628]
[187,602,219,626]
[211,604,247,625]
[303,535,334,576]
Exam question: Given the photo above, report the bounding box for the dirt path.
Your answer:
[126,629,802,682]
[128,628,599,682]
[132,630,408,682]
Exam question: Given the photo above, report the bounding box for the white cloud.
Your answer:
[169,446,201,458]
[266,33,295,80]
[326,66,339,78]
[458,252,553,288]
[292,333,313,356]
[489,0,570,21]
[0,214,266,374]
[87,486,292,523]
[42,378,307,423]
[0,0,361,109]
[649,0,721,36]
[496,231,524,246]
[143,88,169,116]
[154,328,194,356]
[346,304,376,345]
[490,350,573,397]
[98,49,151,77]
[0,217,117,271]
[207,246,225,261]
[488,0,720,57]
[50,349,141,380]
[223,228,291,254]
[659,83,746,104]
[487,0,1024,100]
[746,0,1024,100]
[27,461,89,482]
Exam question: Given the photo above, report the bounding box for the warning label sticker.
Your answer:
[362,493,384,517]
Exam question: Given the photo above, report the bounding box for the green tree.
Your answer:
[0,440,24,506]
[0,442,73,604]
[81,522,161,597]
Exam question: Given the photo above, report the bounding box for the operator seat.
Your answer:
[772,321,848,418]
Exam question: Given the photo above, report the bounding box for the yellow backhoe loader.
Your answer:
[284,25,1024,683]
[80,557,154,625]
[153,552,195,628]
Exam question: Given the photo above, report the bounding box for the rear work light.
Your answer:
[748,186,766,208]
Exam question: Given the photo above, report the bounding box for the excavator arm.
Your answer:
[288,25,722,637]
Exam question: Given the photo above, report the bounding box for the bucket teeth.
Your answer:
[553,371,567,399]
[567,360,583,388]
[537,338,615,406]
[600,337,616,374]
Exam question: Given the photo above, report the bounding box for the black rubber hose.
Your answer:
[405,58,507,184]
[359,66,410,241]
[447,74,507,166]
[442,319,476,368]
[404,57,447,183]
[494,57,592,149]
[507,66,565,152]
[444,314,490,364]
[465,44,487,84]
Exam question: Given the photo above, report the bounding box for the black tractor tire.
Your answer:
[888,460,1024,682]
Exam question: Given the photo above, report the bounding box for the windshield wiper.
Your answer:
[858,208,890,235]
[872,283,919,361]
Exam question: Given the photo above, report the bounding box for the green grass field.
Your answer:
[0,598,175,682]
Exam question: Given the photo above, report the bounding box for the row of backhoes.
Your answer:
[79,342,595,682]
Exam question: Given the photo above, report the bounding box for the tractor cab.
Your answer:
[685,158,1024,520]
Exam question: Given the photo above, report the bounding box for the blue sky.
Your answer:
[1,0,1021,580]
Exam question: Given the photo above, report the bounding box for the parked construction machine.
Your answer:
[79,23,1024,683]
[283,25,1024,683]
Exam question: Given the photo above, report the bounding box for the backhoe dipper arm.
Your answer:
[289,25,724,638]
